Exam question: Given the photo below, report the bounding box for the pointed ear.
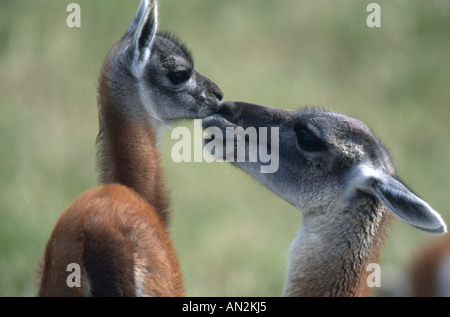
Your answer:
[355,165,447,234]
[130,0,158,73]
[127,0,148,32]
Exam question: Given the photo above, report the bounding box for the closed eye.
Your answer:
[294,123,327,152]
[167,71,190,85]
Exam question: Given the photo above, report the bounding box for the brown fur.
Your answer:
[96,59,170,224]
[409,234,450,297]
[38,17,180,297]
[38,184,184,296]
[356,212,393,297]
[38,61,183,297]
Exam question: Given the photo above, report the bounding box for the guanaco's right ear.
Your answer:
[354,164,447,234]
[129,0,158,74]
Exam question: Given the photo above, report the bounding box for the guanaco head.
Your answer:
[99,0,223,124]
[203,101,447,235]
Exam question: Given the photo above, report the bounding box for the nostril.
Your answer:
[213,90,223,101]
[215,103,235,121]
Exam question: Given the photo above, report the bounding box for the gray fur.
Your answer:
[100,0,223,128]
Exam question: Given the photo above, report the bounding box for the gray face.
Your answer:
[104,0,223,125]
[202,100,445,299]
[202,101,391,211]
[202,101,446,235]
[140,35,223,121]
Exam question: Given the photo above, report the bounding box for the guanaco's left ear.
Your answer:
[129,0,158,73]
[354,164,447,234]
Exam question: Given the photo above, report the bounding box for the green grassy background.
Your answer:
[1,0,449,296]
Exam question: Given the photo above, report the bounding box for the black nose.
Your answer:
[215,102,238,122]
[213,88,223,101]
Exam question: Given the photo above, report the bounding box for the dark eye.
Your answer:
[294,123,326,152]
[167,71,190,85]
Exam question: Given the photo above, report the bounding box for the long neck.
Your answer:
[283,198,390,297]
[96,70,170,225]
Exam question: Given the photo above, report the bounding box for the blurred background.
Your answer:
[0,0,449,296]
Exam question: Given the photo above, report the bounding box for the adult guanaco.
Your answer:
[203,101,446,296]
